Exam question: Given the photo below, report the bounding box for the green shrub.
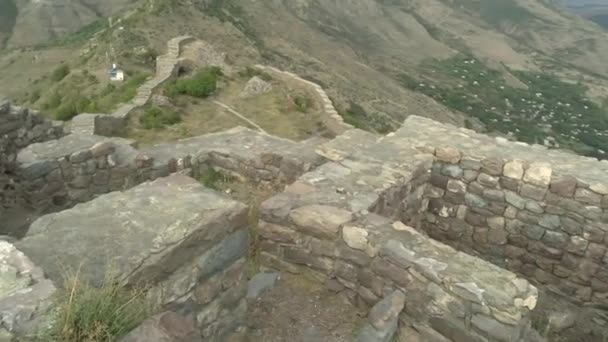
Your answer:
[51,64,71,82]
[29,89,41,103]
[139,106,181,129]
[45,267,150,342]
[164,67,222,99]
[293,95,312,113]
[53,96,91,121]
[238,66,272,81]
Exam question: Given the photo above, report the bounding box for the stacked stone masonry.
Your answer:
[14,127,325,212]
[15,174,250,341]
[0,100,64,211]
[258,126,539,341]
[9,110,608,340]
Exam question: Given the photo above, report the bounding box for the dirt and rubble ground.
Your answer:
[246,273,366,342]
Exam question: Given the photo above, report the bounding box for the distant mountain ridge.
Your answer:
[0,0,136,49]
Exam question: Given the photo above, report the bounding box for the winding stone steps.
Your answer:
[70,35,194,135]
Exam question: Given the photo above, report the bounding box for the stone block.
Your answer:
[519,184,546,201]
[477,173,499,188]
[441,165,464,178]
[289,205,353,240]
[257,221,299,244]
[120,311,198,342]
[523,163,552,187]
[17,174,248,287]
[500,177,520,191]
[447,179,467,193]
[503,160,524,180]
[283,246,334,272]
[575,188,602,205]
[550,176,577,197]
[505,191,526,209]
[368,290,406,331]
[343,226,370,251]
[481,158,504,176]
[435,147,461,164]
[370,258,412,288]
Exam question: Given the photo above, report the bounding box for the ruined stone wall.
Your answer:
[0,100,64,210]
[423,150,608,305]
[258,203,538,342]
[380,115,608,307]
[255,65,353,136]
[14,174,249,341]
[257,126,540,342]
[13,127,325,217]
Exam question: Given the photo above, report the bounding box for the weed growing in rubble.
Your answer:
[45,266,151,342]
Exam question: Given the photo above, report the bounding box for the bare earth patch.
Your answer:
[246,273,366,342]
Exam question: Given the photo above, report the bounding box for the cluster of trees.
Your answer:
[403,55,608,159]
[164,66,222,99]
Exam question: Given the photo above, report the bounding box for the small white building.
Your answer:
[108,63,125,82]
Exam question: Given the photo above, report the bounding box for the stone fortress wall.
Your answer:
[254,65,353,136]
[6,37,608,341]
[0,100,64,211]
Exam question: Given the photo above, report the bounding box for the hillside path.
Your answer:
[213,100,267,134]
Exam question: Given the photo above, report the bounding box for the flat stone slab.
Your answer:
[261,154,433,219]
[16,133,136,166]
[16,173,248,287]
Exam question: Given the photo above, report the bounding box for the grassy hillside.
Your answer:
[3,0,608,158]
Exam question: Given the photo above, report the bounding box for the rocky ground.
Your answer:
[246,272,366,342]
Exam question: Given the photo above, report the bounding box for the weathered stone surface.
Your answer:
[0,241,56,338]
[447,179,467,194]
[503,160,524,180]
[505,192,526,210]
[477,173,499,188]
[575,188,602,205]
[120,311,198,342]
[17,174,248,287]
[519,184,546,201]
[290,205,353,239]
[481,158,504,176]
[550,176,577,197]
[523,163,552,187]
[247,272,279,301]
[471,314,515,341]
[436,147,461,164]
[343,226,370,251]
[368,290,406,331]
